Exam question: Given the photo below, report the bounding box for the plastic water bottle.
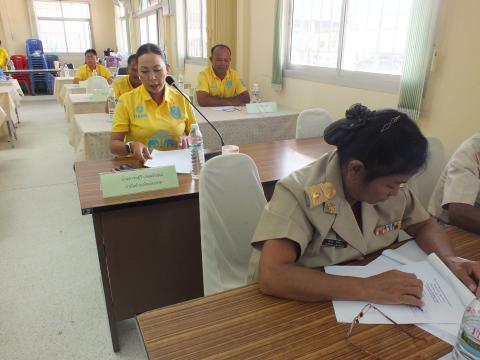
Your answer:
[188,124,205,180]
[251,83,260,103]
[107,90,116,122]
[63,64,69,77]
[93,69,98,77]
[7,59,15,71]
[453,298,480,359]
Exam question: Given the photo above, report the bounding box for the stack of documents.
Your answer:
[144,149,192,174]
[325,241,475,345]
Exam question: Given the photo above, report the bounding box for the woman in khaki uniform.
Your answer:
[249,104,480,305]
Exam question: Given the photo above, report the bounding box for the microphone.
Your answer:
[165,75,225,159]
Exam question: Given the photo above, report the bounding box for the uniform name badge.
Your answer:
[322,238,348,248]
[374,220,402,236]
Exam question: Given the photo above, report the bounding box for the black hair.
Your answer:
[136,43,167,63]
[127,54,137,66]
[324,104,428,181]
[84,49,97,56]
[210,44,231,57]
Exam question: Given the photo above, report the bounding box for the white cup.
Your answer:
[222,145,239,154]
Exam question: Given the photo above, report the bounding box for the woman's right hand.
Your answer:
[131,142,152,164]
[361,270,424,306]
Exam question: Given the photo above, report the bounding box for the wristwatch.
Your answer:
[125,141,133,154]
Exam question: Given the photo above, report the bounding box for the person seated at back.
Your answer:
[428,133,480,235]
[112,54,141,98]
[73,49,113,85]
[110,43,196,163]
[105,54,142,113]
[248,104,480,304]
[0,40,9,71]
[196,44,250,107]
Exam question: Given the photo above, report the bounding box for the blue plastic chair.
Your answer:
[26,39,44,56]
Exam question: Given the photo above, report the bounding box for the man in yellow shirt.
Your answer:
[111,54,141,98]
[196,44,250,107]
[0,40,9,71]
[73,49,113,84]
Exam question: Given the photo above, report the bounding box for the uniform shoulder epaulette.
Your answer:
[305,182,336,209]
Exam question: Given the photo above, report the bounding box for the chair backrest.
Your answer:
[10,55,27,70]
[296,108,334,139]
[117,67,127,75]
[45,54,59,69]
[409,137,447,208]
[199,153,267,295]
[86,75,109,93]
[26,39,44,56]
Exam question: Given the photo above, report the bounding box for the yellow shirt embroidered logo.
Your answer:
[305,182,336,209]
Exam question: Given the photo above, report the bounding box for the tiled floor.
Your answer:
[0,96,147,360]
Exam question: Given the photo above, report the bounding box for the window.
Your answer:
[139,0,161,11]
[185,0,207,59]
[115,3,129,53]
[139,13,158,44]
[34,0,92,53]
[287,0,414,90]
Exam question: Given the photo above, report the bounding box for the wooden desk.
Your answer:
[74,138,334,351]
[137,227,480,360]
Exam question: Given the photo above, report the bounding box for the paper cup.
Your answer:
[222,145,239,154]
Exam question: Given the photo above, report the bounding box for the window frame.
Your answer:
[115,3,130,54]
[138,9,159,45]
[33,0,93,54]
[184,0,208,63]
[284,0,406,94]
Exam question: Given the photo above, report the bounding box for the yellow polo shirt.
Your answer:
[112,76,135,98]
[112,84,196,150]
[196,66,248,98]
[75,64,112,81]
[0,48,9,70]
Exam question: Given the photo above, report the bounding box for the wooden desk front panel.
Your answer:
[97,196,204,321]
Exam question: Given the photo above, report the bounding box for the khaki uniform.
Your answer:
[428,133,480,223]
[248,150,430,281]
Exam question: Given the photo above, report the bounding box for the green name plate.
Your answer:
[246,101,278,114]
[100,166,179,198]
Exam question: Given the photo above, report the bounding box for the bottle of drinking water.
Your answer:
[63,64,69,77]
[453,298,480,360]
[107,89,116,122]
[188,124,205,180]
[93,69,98,77]
[251,83,260,103]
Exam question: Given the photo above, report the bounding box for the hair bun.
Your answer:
[345,103,371,120]
[324,103,372,147]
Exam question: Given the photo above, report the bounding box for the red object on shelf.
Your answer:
[10,55,32,94]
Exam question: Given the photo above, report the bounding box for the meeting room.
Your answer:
[1,0,479,359]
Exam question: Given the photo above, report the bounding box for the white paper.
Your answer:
[326,260,463,324]
[326,241,474,345]
[144,149,191,174]
[211,106,241,112]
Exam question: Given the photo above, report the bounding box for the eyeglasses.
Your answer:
[345,303,426,359]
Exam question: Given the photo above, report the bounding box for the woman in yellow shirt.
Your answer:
[110,43,196,163]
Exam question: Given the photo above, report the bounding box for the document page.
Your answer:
[144,149,191,174]
[326,257,465,325]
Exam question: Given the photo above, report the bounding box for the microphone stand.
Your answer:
[166,77,225,160]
